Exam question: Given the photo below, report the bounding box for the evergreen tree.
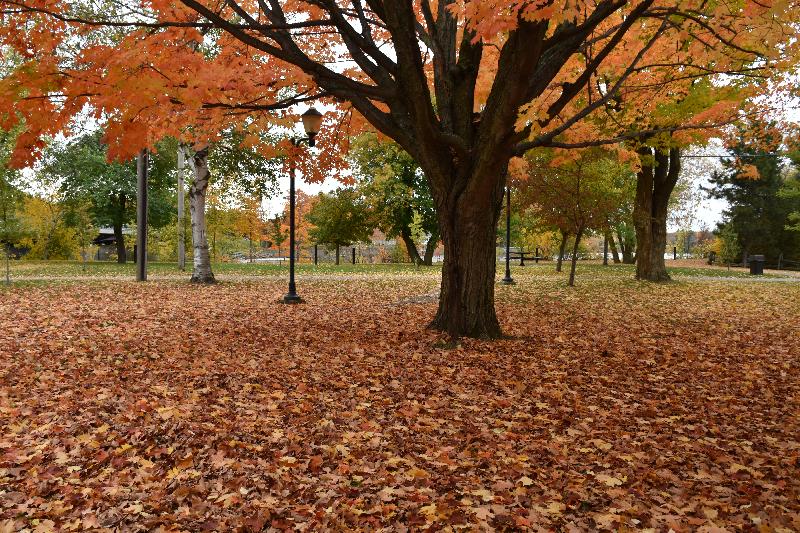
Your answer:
[707,122,800,263]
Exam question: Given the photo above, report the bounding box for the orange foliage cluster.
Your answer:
[1,0,798,174]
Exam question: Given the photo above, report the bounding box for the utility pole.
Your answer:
[136,149,148,282]
[501,186,514,285]
[177,146,186,271]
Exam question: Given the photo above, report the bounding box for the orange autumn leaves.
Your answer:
[2,0,799,171]
[1,271,799,530]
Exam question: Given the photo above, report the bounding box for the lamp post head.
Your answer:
[301,107,324,147]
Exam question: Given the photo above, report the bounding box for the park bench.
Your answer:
[508,250,546,266]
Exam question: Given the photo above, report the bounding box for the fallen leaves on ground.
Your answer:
[1,271,799,531]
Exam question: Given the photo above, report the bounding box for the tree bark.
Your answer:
[335,243,340,265]
[423,229,439,266]
[616,228,635,264]
[634,146,681,281]
[556,230,569,272]
[399,228,423,265]
[605,230,621,263]
[568,227,584,286]
[113,217,126,263]
[187,145,215,284]
[428,169,505,339]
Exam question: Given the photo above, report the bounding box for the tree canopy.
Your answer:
[306,188,373,263]
[348,134,438,265]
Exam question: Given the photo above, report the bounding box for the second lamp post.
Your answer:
[283,107,324,304]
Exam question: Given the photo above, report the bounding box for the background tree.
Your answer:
[266,214,288,256]
[633,144,681,280]
[0,130,25,283]
[184,130,283,282]
[234,195,266,263]
[18,195,77,260]
[613,81,747,280]
[779,156,800,233]
[716,223,742,270]
[39,132,174,263]
[707,121,800,264]
[280,190,317,263]
[521,148,631,284]
[349,133,439,265]
[306,189,373,265]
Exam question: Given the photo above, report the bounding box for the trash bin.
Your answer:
[749,254,765,275]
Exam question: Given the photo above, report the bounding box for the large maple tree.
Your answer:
[1,0,798,337]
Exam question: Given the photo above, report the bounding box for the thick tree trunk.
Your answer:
[606,230,621,263]
[423,230,439,266]
[556,230,568,272]
[187,146,215,284]
[634,147,680,281]
[113,219,126,263]
[568,227,584,286]
[428,171,504,339]
[399,228,423,265]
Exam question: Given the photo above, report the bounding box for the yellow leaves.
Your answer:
[419,503,438,520]
[518,475,534,486]
[595,473,626,487]
[470,489,494,503]
[123,502,144,514]
[590,438,613,451]
[541,501,566,515]
[156,406,178,420]
[593,512,621,529]
[214,492,240,508]
[279,455,299,467]
[406,467,430,480]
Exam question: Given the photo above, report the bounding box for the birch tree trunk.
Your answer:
[186,145,215,284]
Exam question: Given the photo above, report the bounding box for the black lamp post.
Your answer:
[501,185,515,285]
[283,107,323,304]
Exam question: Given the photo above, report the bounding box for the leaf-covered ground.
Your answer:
[1,265,799,531]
